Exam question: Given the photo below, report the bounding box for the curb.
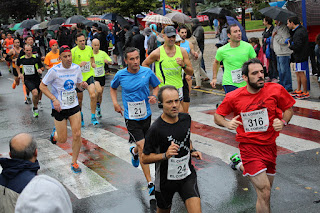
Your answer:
[204,28,264,34]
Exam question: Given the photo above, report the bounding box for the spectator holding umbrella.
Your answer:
[215,15,229,48]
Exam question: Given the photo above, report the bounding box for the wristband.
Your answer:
[52,98,57,102]
[151,95,157,98]
[183,64,187,69]
[281,119,287,126]
[163,152,167,160]
[190,148,197,153]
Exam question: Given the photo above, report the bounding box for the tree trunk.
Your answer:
[57,0,61,17]
[190,0,196,18]
[77,0,82,15]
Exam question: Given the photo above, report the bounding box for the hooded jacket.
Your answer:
[192,19,205,50]
[272,24,293,56]
[289,25,309,63]
[0,158,40,213]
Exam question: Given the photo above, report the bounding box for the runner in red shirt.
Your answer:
[214,58,295,213]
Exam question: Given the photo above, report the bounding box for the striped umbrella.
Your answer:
[142,15,174,25]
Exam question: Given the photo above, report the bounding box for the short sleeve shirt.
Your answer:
[16,55,43,81]
[44,50,61,69]
[71,45,94,81]
[42,63,83,110]
[110,66,160,120]
[216,83,296,145]
[215,41,257,87]
[93,50,112,77]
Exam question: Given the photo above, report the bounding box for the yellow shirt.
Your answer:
[71,45,94,81]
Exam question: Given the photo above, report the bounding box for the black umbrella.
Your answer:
[48,17,66,26]
[20,19,40,29]
[199,7,232,18]
[48,24,60,31]
[65,15,86,24]
[259,7,297,24]
[154,8,172,15]
[100,13,128,27]
[82,20,109,32]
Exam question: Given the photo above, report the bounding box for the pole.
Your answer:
[56,0,61,17]
[301,0,310,90]
[241,0,245,28]
[163,0,166,16]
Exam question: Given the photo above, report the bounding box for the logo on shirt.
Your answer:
[64,80,74,91]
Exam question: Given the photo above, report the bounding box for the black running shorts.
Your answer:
[182,77,190,103]
[94,75,106,87]
[76,76,95,93]
[24,79,40,93]
[125,115,151,143]
[155,172,200,209]
[51,105,80,121]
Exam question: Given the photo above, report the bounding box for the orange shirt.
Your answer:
[44,50,60,68]
[5,38,14,53]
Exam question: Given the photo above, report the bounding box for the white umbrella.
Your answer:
[142,15,174,25]
[165,12,192,24]
[31,24,40,30]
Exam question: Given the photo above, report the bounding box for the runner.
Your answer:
[142,85,203,213]
[44,39,60,70]
[210,24,256,93]
[16,44,44,117]
[142,26,193,112]
[3,33,14,73]
[91,39,113,118]
[214,58,295,212]
[40,45,88,173]
[110,47,160,196]
[5,38,22,89]
[71,33,99,126]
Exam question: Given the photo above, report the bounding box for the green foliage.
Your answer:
[253,2,269,20]
[197,0,237,12]
[58,2,78,18]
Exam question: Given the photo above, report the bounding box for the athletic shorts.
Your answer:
[76,76,95,93]
[24,79,41,93]
[239,143,277,177]
[182,77,190,103]
[295,61,308,72]
[94,75,106,87]
[51,105,80,121]
[12,68,18,77]
[156,172,200,209]
[125,115,151,143]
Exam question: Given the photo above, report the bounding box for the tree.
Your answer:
[59,2,78,18]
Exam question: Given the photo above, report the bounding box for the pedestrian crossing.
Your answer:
[1,100,319,200]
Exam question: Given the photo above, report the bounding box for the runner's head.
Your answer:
[178,25,187,40]
[1,33,5,39]
[248,37,259,47]
[24,44,33,57]
[158,85,180,118]
[242,58,265,91]
[59,45,72,68]
[124,47,140,72]
[25,36,34,46]
[13,38,20,48]
[75,33,86,50]
[49,39,59,52]
[91,38,100,52]
[164,26,176,47]
[227,24,241,43]
[7,33,12,39]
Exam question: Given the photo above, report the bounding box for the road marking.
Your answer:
[294,99,320,111]
[192,88,226,96]
[7,77,14,81]
[36,138,117,199]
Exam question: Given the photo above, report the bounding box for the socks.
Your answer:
[97,102,100,108]
[91,113,95,118]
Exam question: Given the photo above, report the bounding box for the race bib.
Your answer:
[61,90,77,106]
[50,58,59,63]
[81,62,90,73]
[178,87,183,100]
[94,66,104,77]
[241,108,269,133]
[128,100,147,119]
[167,153,191,180]
[23,65,35,75]
[231,68,244,84]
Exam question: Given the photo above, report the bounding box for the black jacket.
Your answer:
[289,25,309,63]
[262,25,274,53]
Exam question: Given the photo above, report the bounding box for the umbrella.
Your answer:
[20,19,39,29]
[14,29,24,37]
[8,23,15,28]
[259,7,297,24]
[286,0,320,26]
[226,16,248,42]
[100,13,128,27]
[10,23,22,31]
[65,15,86,24]
[165,12,191,24]
[142,15,174,25]
[39,21,48,29]
[48,17,66,26]
[31,24,41,30]
[154,8,172,15]
[82,20,109,32]
[199,7,232,18]
[48,24,60,31]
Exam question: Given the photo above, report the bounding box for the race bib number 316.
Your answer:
[241,108,269,133]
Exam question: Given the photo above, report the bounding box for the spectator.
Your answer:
[57,26,70,48]
[123,25,133,51]
[315,34,320,79]
[249,37,268,72]
[144,27,157,55]
[216,15,229,48]
[191,18,206,71]
[15,175,72,213]
[0,133,40,213]
[131,26,146,64]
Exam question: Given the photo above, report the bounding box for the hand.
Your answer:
[114,103,124,116]
[193,52,199,60]
[210,78,217,88]
[1,58,5,62]
[272,31,277,37]
[53,99,61,112]
[185,75,192,81]
[176,57,184,67]
[80,61,87,67]
[272,118,284,132]
[165,142,179,159]
[148,95,157,104]
[80,81,88,90]
[191,151,203,160]
[19,74,24,80]
[37,69,43,74]
[91,62,96,68]
[227,115,243,130]
[41,56,45,61]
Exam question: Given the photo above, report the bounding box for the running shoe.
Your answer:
[229,153,242,171]
[148,182,155,196]
[71,163,82,173]
[81,112,84,127]
[0,71,2,76]
[32,108,39,118]
[96,107,102,118]
[12,81,16,89]
[27,96,32,104]
[296,92,310,100]
[24,99,28,104]
[50,127,57,144]
[129,146,139,168]
[290,89,302,97]
[91,115,99,125]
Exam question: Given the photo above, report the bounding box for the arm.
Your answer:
[142,142,179,164]
[148,85,159,104]
[179,48,193,76]
[214,114,242,130]
[272,107,294,131]
[190,141,202,160]
[210,59,220,88]
[90,56,96,68]
[189,42,198,59]
[39,82,61,112]
[142,48,160,68]
[110,87,123,116]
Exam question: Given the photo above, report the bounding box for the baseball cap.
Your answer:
[144,27,152,36]
[49,39,58,48]
[59,45,71,55]
[164,26,176,37]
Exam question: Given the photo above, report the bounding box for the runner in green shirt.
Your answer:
[210,24,256,93]
[71,33,99,126]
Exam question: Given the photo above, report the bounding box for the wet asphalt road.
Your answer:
[1,62,320,213]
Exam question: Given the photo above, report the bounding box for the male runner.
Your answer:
[4,38,22,89]
[16,44,44,117]
[210,24,256,93]
[40,45,88,173]
[44,39,60,70]
[71,33,99,126]
[142,26,193,112]
[3,33,14,72]
[214,58,295,212]
[110,47,160,196]
[142,85,203,213]
[92,39,112,118]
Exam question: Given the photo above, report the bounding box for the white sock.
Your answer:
[148,181,153,186]
[236,162,243,171]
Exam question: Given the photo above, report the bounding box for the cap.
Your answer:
[164,26,176,37]
[175,34,182,42]
[49,39,58,48]
[144,27,152,36]
[59,45,71,55]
